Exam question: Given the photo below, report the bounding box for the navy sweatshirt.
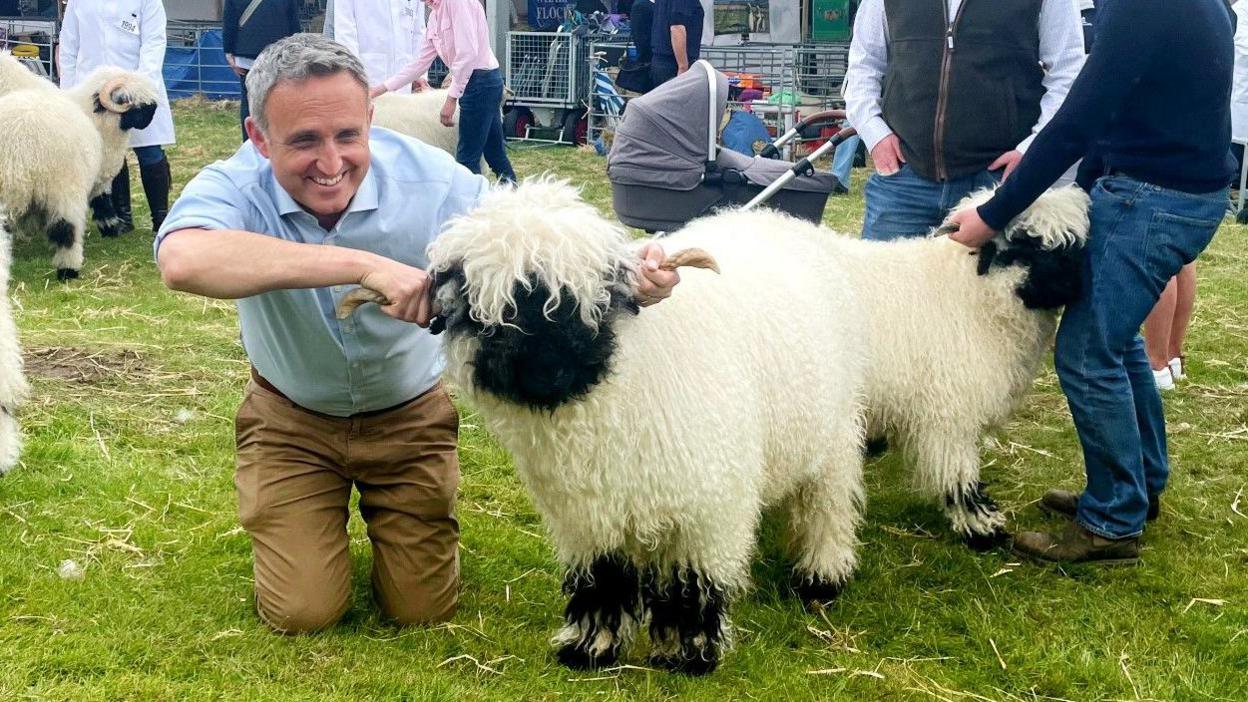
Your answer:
[223,0,303,61]
[978,0,1236,230]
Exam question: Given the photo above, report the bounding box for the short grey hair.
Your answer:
[245,33,369,134]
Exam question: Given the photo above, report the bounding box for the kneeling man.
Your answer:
[156,34,677,632]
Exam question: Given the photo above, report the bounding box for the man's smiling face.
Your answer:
[248,71,372,229]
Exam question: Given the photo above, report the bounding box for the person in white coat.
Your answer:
[60,0,176,232]
[326,0,429,94]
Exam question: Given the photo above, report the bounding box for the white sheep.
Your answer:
[0,209,29,474]
[371,89,461,157]
[0,53,159,279]
[340,180,868,675]
[837,186,1091,548]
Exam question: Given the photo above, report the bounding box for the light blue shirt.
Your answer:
[155,127,488,416]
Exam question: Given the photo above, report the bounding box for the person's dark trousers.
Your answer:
[239,69,251,141]
[456,68,516,183]
[861,164,999,240]
[1056,175,1225,540]
[109,161,135,235]
[135,145,171,231]
[650,54,678,87]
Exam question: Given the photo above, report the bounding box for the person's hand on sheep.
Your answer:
[358,261,437,326]
[412,78,431,92]
[635,242,681,306]
[440,97,457,127]
[945,207,999,249]
[369,85,388,98]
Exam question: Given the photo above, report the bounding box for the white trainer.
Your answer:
[1168,356,1185,381]
[1153,366,1175,391]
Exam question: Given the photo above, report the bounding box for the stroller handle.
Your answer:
[742,127,859,213]
[759,109,849,157]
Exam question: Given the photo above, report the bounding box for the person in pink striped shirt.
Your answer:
[372,0,517,183]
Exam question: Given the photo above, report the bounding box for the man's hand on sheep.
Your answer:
[440,97,457,128]
[635,243,681,306]
[358,261,436,326]
[989,150,1024,181]
[870,134,906,176]
[945,207,999,249]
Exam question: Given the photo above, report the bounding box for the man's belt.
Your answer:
[249,367,423,420]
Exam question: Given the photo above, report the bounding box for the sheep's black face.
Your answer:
[977,229,1086,310]
[434,266,640,411]
[120,102,158,131]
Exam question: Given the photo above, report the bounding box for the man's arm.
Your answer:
[158,229,437,324]
[843,0,903,174]
[843,0,890,151]
[670,25,690,73]
[1015,0,1086,155]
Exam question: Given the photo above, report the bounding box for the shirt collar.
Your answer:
[271,163,380,219]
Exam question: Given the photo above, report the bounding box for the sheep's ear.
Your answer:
[430,265,473,335]
[606,264,640,317]
[975,240,999,276]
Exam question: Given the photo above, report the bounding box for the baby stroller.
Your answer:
[607,60,855,231]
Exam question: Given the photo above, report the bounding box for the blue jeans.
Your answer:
[134,145,165,166]
[831,133,860,190]
[1060,175,1225,539]
[457,68,516,183]
[862,164,1000,240]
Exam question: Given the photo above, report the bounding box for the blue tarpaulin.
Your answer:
[163,28,240,100]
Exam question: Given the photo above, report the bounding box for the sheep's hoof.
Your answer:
[649,650,720,676]
[56,268,79,281]
[555,642,617,670]
[964,527,1011,552]
[98,218,123,237]
[792,575,845,609]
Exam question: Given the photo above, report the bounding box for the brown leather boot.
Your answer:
[1040,489,1159,522]
[1012,521,1140,565]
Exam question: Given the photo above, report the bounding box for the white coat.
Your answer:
[60,0,176,148]
[330,0,427,94]
[1232,2,1248,143]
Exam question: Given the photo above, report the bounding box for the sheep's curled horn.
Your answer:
[97,77,134,113]
[333,247,721,321]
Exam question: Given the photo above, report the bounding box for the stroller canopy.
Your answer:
[608,62,728,191]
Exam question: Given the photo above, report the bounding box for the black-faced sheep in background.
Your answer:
[0,53,158,279]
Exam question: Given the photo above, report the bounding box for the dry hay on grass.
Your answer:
[24,346,145,385]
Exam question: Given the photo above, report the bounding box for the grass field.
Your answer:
[1,98,1246,701]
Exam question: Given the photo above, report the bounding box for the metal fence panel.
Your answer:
[0,16,57,80]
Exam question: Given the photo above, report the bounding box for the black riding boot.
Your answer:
[108,162,135,235]
[138,156,171,231]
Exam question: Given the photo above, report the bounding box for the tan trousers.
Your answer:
[234,379,460,633]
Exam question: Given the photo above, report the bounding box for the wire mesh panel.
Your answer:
[506,31,584,108]
[794,42,850,109]
[0,17,57,80]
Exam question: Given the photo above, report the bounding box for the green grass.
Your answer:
[1,98,1246,701]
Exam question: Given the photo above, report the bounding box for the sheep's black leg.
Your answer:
[89,193,122,238]
[644,568,728,676]
[553,554,642,670]
[47,219,80,280]
[946,481,1010,551]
